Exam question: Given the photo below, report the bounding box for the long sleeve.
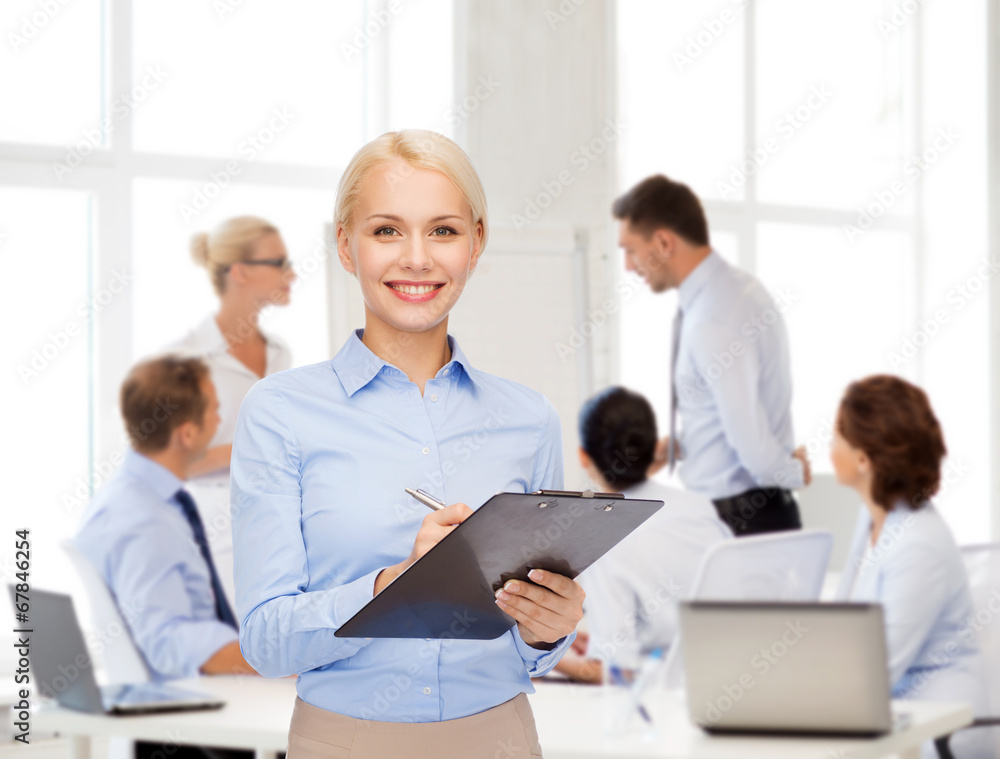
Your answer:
[231,383,378,678]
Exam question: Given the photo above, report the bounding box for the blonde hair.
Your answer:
[190,216,280,295]
[334,130,489,252]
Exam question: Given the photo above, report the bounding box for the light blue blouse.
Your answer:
[837,504,987,711]
[230,330,573,722]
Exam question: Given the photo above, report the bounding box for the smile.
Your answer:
[385,282,445,302]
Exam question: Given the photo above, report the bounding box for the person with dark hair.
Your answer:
[612,174,811,536]
[833,375,990,758]
[74,355,257,680]
[554,386,732,683]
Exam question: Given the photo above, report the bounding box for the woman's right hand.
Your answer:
[373,502,473,595]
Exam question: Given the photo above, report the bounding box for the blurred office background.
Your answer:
[0,0,997,628]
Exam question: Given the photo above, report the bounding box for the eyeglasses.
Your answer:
[231,258,293,271]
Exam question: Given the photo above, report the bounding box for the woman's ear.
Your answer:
[856,449,871,475]
[336,224,356,276]
[578,447,592,472]
[468,220,484,275]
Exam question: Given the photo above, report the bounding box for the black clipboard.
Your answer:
[335,489,663,640]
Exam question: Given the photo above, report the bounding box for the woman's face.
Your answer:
[830,412,868,491]
[337,160,483,335]
[230,232,297,307]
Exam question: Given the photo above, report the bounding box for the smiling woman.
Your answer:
[230,130,584,759]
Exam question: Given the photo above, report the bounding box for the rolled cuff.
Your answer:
[512,627,576,677]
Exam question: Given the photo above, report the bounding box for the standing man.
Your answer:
[612,174,811,535]
[75,355,257,679]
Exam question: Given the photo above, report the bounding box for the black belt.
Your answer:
[711,487,801,537]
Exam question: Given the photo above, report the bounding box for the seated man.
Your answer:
[556,386,733,683]
[75,355,256,679]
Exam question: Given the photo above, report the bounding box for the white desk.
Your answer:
[33,677,971,759]
[531,682,972,759]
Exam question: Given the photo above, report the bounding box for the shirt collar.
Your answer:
[121,448,185,503]
[331,329,481,397]
[677,249,724,312]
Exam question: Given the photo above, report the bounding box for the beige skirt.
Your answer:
[287,693,543,759]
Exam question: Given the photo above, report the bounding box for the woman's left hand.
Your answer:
[494,568,585,649]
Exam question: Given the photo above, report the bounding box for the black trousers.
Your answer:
[711,487,802,537]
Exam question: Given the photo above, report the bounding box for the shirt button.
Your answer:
[430,394,438,402]
[422,446,430,455]
[423,687,431,695]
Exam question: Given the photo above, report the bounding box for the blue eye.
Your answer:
[432,227,458,236]
[374,227,397,236]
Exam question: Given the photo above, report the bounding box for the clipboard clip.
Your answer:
[531,489,625,500]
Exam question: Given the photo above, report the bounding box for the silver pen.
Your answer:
[405,487,447,512]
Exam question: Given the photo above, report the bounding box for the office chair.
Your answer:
[934,543,1000,759]
[62,540,154,759]
[662,529,834,686]
[61,539,152,684]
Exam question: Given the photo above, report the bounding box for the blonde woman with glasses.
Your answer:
[167,215,297,612]
[231,131,584,758]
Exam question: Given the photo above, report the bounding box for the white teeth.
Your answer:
[390,283,438,295]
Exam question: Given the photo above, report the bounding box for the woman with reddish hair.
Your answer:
[833,375,990,758]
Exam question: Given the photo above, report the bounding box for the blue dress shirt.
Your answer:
[674,251,804,499]
[74,450,239,680]
[230,330,573,722]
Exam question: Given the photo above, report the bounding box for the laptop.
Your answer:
[9,587,225,715]
[678,601,904,737]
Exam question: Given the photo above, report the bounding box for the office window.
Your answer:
[617,1,989,541]
[0,0,456,594]
[1,188,93,587]
[131,1,366,167]
[617,0,744,201]
[0,0,105,146]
